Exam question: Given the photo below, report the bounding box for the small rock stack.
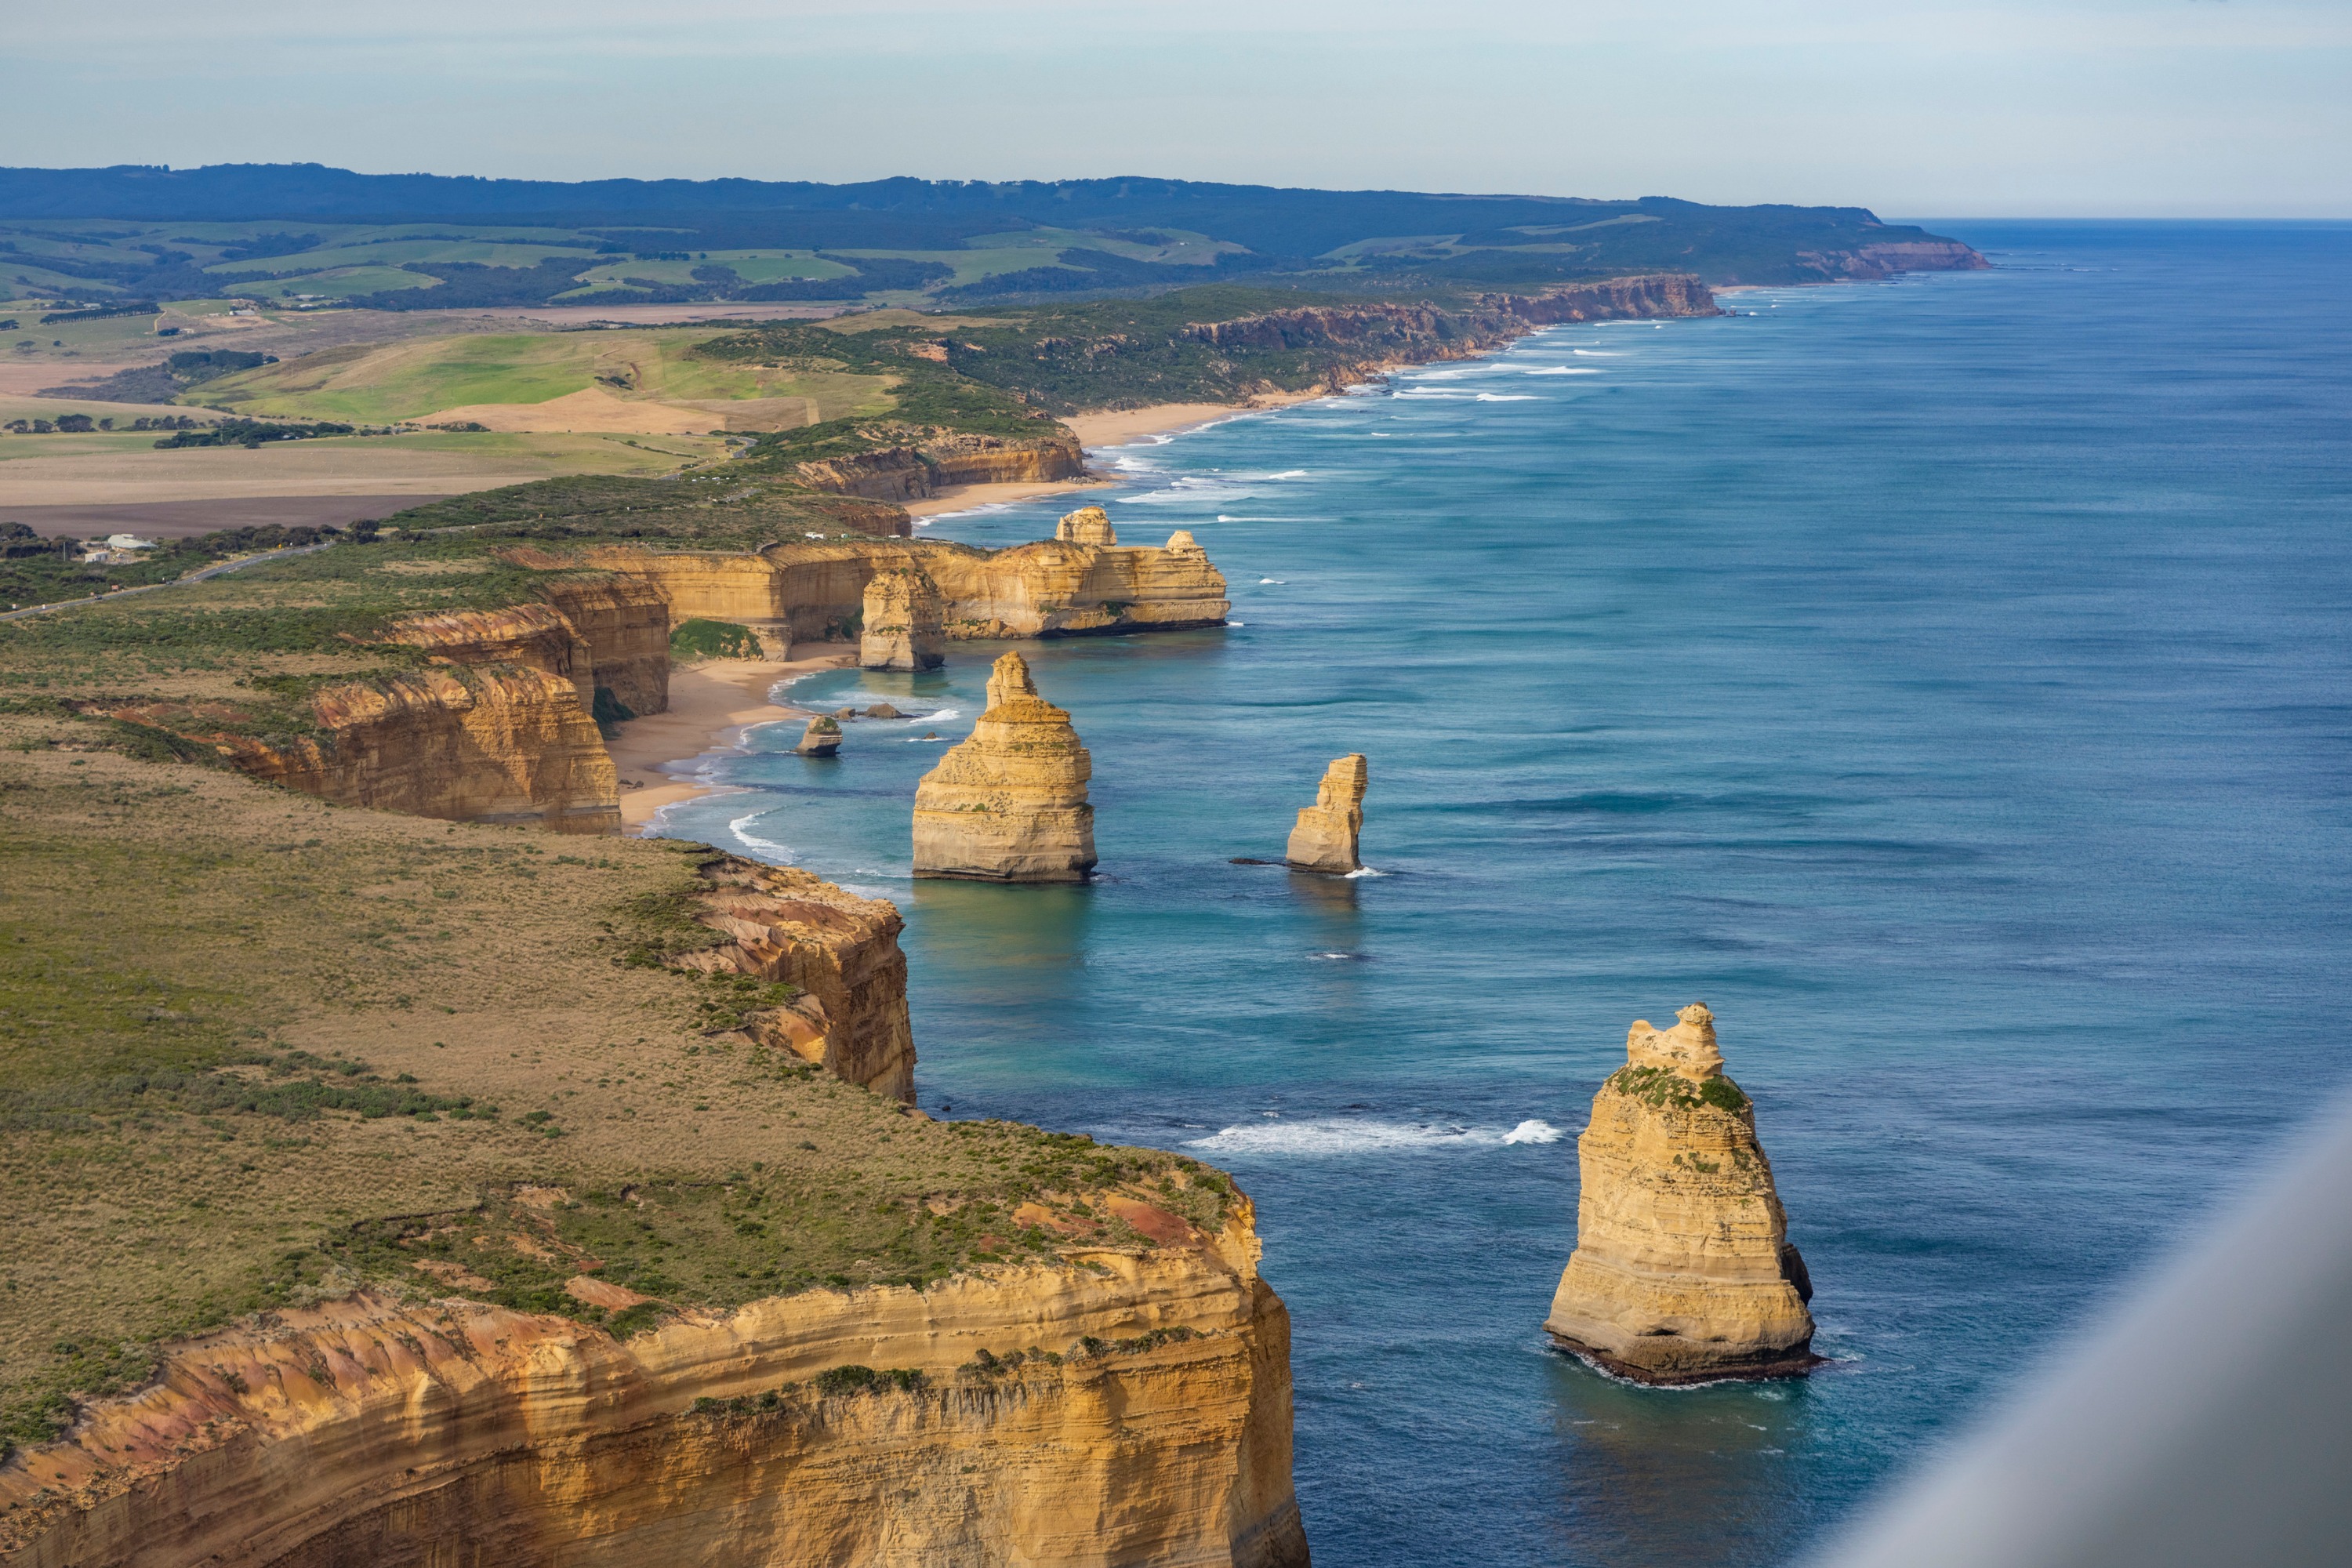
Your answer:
[1542,1004,1819,1384]
[858,567,945,671]
[1286,755,1369,873]
[794,716,841,757]
[911,652,1097,882]
[1055,505,1119,546]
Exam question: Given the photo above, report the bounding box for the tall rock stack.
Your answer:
[911,652,1097,882]
[1285,754,1368,873]
[1543,1004,1820,1384]
[1055,505,1119,546]
[858,566,945,671]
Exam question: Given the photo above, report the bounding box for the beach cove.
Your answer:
[639,223,2352,1565]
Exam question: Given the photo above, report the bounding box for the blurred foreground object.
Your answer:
[1814,1099,2352,1567]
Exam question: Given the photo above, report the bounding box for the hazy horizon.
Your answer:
[4,0,2344,220]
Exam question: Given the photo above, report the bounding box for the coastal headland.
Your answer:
[0,181,1987,1561]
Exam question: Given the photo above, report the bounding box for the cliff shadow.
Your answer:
[906,879,1097,1021]
[1540,1349,1822,1566]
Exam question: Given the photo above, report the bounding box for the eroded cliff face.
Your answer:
[796,434,1086,502]
[0,1213,1306,1568]
[913,652,1097,883]
[859,566,946,672]
[113,664,620,833]
[1175,274,1722,390]
[1542,1004,1818,1384]
[586,519,1230,648]
[539,575,673,718]
[673,856,917,1102]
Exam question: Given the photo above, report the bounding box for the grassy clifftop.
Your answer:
[0,714,1232,1456]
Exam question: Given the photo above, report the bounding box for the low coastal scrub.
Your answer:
[1607,1064,1751,1113]
[670,618,762,662]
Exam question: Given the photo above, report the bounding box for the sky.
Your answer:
[5,0,2347,216]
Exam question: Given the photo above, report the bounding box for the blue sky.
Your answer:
[6,1,2346,216]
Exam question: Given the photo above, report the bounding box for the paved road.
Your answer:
[0,542,336,622]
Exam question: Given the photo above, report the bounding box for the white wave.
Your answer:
[1572,349,1621,357]
[1344,866,1385,878]
[1258,469,1310,480]
[1187,1118,1563,1156]
[1391,388,1471,399]
[1228,620,1246,627]
[1474,393,1537,402]
[1258,577,1286,584]
[1524,366,1599,376]
[728,810,798,862]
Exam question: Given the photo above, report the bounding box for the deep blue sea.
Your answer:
[652,223,2352,1566]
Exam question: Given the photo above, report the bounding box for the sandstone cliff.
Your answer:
[672,855,917,1101]
[1543,1004,1818,1384]
[796,433,1086,503]
[1171,274,1723,394]
[1285,755,1367,873]
[586,515,1229,648]
[859,566,946,671]
[0,1210,1306,1568]
[913,652,1096,883]
[110,663,620,833]
[1055,505,1118,546]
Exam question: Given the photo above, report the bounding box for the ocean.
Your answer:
[648,222,2352,1566]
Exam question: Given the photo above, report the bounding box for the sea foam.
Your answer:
[1187,1116,1564,1156]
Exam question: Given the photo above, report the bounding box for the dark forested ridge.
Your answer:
[0,165,1983,303]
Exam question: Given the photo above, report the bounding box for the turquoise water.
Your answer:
[651,222,2352,1566]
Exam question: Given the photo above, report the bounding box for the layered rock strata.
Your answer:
[670,856,917,1100]
[796,433,1086,503]
[586,520,1228,646]
[858,566,946,671]
[0,1210,1306,1568]
[912,652,1096,882]
[1055,504,1118,546]
[111,665,620,833]
[1285,754,1367,873]
[1543,1004,1819,1384]
[793,716,841,756]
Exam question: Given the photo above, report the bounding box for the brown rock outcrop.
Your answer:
[912,652,1096,882]
[1285,755,1367,873]
[672,856,917,1100]
[1543,1004,1819,1384]
[0,1213,1306,1568]
[858,566,945,671]
[793,715,840,756]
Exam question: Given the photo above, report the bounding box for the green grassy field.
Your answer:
[189,331,902,423]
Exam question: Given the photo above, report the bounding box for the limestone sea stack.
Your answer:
[1542,1004,1820,1384]
[1056,503,1118,546]
[858,565,945,671]
[794,715,841,756]
[910,651,1097,881]
[1286,754,1368,873]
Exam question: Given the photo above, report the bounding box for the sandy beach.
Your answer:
[609,645,856,830]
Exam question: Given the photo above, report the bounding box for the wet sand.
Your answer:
[609,646,858,830]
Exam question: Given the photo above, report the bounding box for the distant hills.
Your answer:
[0,164,1984,311]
